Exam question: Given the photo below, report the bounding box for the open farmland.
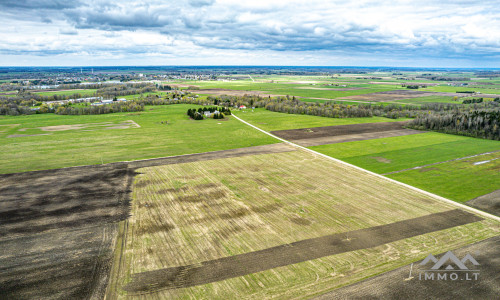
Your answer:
[233,108,409,131]
[308,132,500,204]
[108,149,499,299]
[388,151,500,204]
[270,121,421,146]
[0,105,278,174]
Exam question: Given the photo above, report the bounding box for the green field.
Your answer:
[0,104,277,174]
[388,152,500,202]
[233,108,409,131]
[392,95,459,105]
[309,133,500,201]
[178,79,401,99]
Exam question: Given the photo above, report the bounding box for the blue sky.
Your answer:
[0,0,499,67]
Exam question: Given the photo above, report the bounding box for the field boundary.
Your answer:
[232,114,500,223]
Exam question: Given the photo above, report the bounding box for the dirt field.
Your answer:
[0,143,295,299]
[337,90,464,102]
[316,235,500,299]
[289,129,422,147]
[270,121,412,142]
[0,164,134,299]
[110,149,499,299]
[467,189,500,217]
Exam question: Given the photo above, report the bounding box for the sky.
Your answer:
[0,0,499,68]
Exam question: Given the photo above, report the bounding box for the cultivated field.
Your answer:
[270,121,421,146]
[108,149,499,299]
[309,132,500,203]
[233,108,408,131]
[0,164,134,299]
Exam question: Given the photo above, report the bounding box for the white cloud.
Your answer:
[0,0,499,66]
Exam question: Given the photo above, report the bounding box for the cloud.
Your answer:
[0,0,499,66]
[188,0,215,7]
[59,29,79,35]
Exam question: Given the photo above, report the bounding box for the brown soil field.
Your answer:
[124,209,481,294]
[187,88,285,97]
[289,129,422,147]
[270,121,411,141]
[0,143,295,299]
[467,189,500,217]
[0,164,134,299]
[316,235,500,299]
[338,90,464,102]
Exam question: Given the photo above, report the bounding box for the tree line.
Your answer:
[408,109,500,140]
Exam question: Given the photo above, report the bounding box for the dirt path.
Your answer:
[123,209,482,294]
[315,235,500,300]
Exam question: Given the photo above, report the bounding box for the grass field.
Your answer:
[388,151,500,202]
[109,149,499,299]
[178,80,401,99]
[392,95,459,105]
[233,108,409,131]
[0,105,277,174]
[309,133,500,201]
[309,132,500,173]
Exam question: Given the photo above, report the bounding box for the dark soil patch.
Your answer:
[176,190,227,203]
[466,189,500,217]
[0,143,296,299]
[0,164,135,299]
[291,129,423,147]
[290,216,312,225]
[271,121,411,141]
[136,222,176,235]
[123,209,482,294]
[316,235,500,300]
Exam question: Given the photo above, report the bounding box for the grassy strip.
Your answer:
[388,152,500,202]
